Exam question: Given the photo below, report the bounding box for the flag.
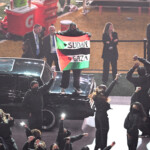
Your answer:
[56,34,90,71]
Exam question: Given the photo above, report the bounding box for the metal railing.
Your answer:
[91,39,147,58]
[84,39,148,72]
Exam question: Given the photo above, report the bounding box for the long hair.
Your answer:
[130,102,147,119]
[89,85,110,102]
[103,22,114,35]
[0,109,9,123]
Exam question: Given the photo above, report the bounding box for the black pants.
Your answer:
[60,69,81,89]
[94,129,108,150]
[127,134,138,150]
[4,137,18,150]
[139,117,150,135]
[102,57,117,83]
[46,53,60,71]
[28,112,43,130]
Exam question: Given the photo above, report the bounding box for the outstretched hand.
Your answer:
[135,87,141,93]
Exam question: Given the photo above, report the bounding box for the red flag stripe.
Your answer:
[56,34,90,42]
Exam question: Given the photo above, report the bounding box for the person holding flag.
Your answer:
[56,22,91,94]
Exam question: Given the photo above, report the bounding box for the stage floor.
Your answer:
[12,96,150,150]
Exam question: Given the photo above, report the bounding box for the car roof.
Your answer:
[0,57,45,77]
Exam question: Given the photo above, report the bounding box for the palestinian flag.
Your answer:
[56,34,90,71]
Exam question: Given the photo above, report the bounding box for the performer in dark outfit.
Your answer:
[133,55,150,116]
[126,63,150,115]
[23,72,56,130]
[124,102,147,150]
[57,22,91,94]
[102,22,119,84]
[91,74,120,150]
[56,115,71,150]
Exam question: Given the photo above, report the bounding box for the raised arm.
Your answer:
[126,63,139,85]
[105,73,120,96]
[39,71,57,93]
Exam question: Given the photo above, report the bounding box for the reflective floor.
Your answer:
[12,96,150,150]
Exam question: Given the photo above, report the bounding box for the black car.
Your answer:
[0,58,96,130]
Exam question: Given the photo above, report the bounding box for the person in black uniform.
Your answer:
[23,71,56,130]
[102,22,119,84]
[56,115,71,150]
[126,63,150,114]
[91,73,120,150]
[124,102,147,150]
[133,55,150,115]
[0,109,18,150]
[57,22,91,94]
[24,24,44,59]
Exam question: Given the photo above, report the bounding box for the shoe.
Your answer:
[61,88,65,94]
[74,88,83,94]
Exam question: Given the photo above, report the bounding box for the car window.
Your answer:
[0,59,15,72]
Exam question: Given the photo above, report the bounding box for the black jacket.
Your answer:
[0,119,14,139]
[43,35,52,57]
[102,32,118,60]
[64,134,84,150]
[126,67,150,107]
[137,57,150,74]
[24,31,43,59]
[124,111,143,137]
[56,120,71,150]
[23,79,54,114]
[94,80,117,130]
